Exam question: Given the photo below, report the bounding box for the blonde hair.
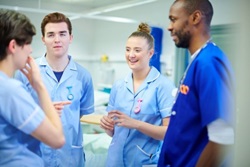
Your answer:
[129,22,154,50]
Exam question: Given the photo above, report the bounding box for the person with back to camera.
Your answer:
[15,12,95,167]
[158,0,235,167]
[100,22,176,167]
[0,9,65,166]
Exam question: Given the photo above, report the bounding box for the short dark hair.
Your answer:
[0,9,36,61]
[175,0,213,26]
[41,12,72,37]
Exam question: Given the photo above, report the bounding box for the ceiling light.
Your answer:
[86,0,157,16]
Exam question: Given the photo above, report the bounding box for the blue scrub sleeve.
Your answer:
[3,82,45,134]
[196,52,235,127]
[106,80,122,112]
[157,78,175,118]
[80,72,95,116]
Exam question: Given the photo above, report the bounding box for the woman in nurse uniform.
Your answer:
[100,22,175,167]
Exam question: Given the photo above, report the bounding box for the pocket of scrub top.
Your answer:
[71,145,85,164]
[136,145,158,164]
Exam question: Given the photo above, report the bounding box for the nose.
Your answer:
[167,22,173,32]
[54,34,60,42]
[128,51,135,57]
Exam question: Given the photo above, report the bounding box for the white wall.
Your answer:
[233,1,250,166]
[19,0,241,86]
[75,0,242,87]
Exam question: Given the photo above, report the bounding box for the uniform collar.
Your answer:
[38,55,77,83]
[190,40,212,60]
[124,66,160,95]
[39,55,77,71]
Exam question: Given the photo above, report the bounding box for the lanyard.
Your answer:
[174,41,211,102]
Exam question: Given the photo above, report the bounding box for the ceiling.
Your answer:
[0,0,126,10]
[0,0,158,22]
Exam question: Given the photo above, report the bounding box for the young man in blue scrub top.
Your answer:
[158,0,235,167]
[15,12,94,167]
[100,23,176,167]
[0,9,65,166]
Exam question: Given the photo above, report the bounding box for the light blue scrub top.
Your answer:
[15,55,95,167]
[0,72,45,167]
[106,67,175,167]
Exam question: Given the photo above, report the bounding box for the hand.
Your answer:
[109,110,138,129]
[100,115,115,131]
[20,56,43,91]
[53,101,71,117]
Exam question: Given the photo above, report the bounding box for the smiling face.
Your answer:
[168,1,192,48]
[125,36,153,72]
[42,22,72,58]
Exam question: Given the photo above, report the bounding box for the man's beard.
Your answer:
[175,29,191,48]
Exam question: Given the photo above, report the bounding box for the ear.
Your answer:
[69,34,73,44]
[41,36,45,44]
[191,10,203,25]
[149,48,154,58]
[7,39,17,54]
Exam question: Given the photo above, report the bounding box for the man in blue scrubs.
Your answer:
[16,12,94,167]
[158,0,235,166]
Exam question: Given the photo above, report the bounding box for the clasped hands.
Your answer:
[100,110,137,130]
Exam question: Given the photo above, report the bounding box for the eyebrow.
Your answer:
[46,31,68,35]
[126,46,141,48]
[59,31,68,34]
